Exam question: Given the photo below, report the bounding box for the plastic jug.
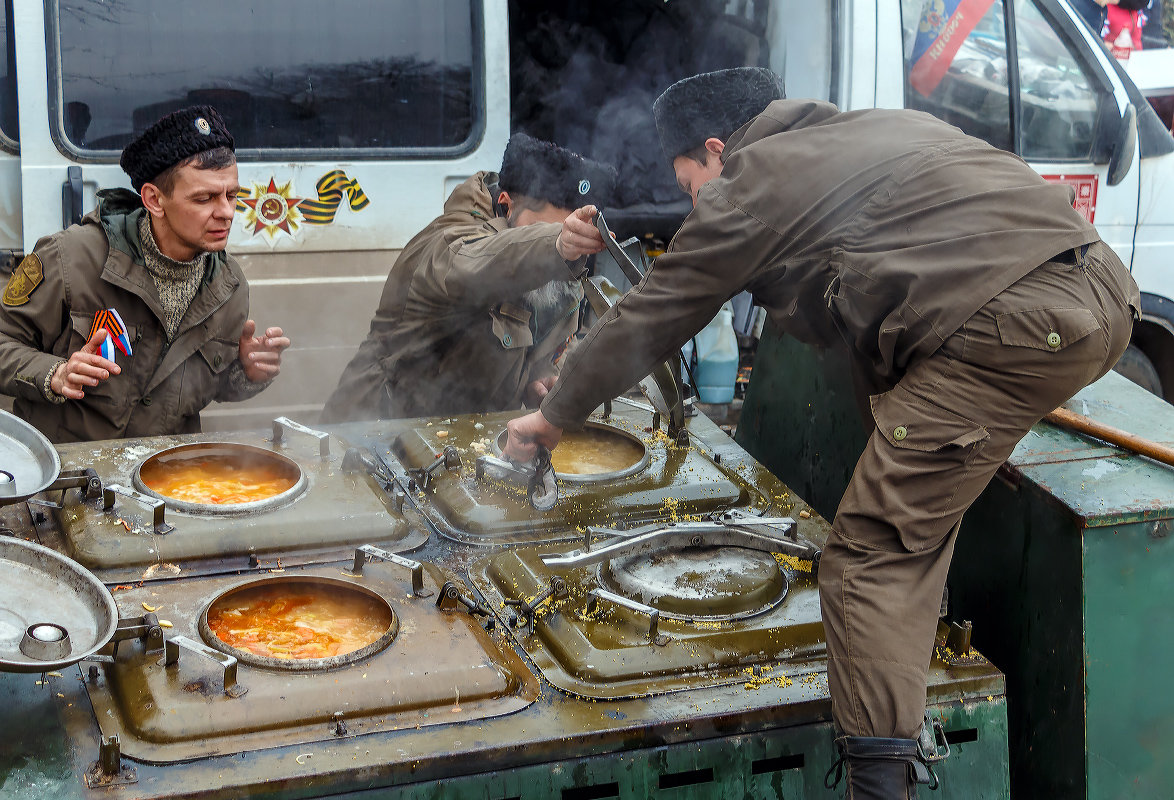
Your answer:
[691,302,739,404]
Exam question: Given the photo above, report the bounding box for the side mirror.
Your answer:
[1107,103,1137,186]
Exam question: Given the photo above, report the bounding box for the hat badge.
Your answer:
[195,117,212,135]
[578,179,591,195]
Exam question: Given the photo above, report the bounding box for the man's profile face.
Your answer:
[503,195,573,228]
[153,163,240,257]
[672,147,724,208]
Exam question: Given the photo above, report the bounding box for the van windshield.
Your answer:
[53,0,480,155]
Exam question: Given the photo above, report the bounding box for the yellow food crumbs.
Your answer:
[159,620,173,628]
[773,553,815,573]
[437,431,449,439]
[142,602,158,612]
[741,665,794,691]
[798,509,811,519]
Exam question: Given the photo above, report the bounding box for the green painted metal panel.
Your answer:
[736,324,1174,799]
[325,700,1008,799]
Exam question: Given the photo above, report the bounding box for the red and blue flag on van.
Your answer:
[908,0,997,96]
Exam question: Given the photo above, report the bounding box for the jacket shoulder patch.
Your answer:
[3,254,44,307]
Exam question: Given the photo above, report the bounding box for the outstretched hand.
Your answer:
[238,320,290,383]
[556,205,606,261]
[51,327,121,400]
[504,410,564,462]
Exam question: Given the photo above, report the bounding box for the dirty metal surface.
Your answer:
[471,543,823,699]
[84,560,539,763]
[389,407,770,545]
[35,426,419,582]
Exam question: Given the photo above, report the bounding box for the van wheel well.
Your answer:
[1124,321,1174,398]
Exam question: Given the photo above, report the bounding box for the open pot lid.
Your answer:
[0,410,60,506]
[0,537,118,673]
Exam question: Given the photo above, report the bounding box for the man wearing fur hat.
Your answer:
[505,68,1138,796]
[319,133,615,423]
[0,105,288,442]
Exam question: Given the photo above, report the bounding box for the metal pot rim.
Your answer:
[494,420,649,484]
[132,441,308,515]
[198,575,399,671]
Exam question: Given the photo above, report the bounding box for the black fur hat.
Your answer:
[120,105,235,191]
[653,68,785,161]
[497,133,617,211]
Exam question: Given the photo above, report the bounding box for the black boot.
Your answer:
[824,736,936,799]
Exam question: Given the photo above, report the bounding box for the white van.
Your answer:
[2,0,1172,427]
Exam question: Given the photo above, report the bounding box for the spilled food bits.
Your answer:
[772,553,815,573]
[158,620,173,628]
[295,753,312,765]
[142,602,159,612]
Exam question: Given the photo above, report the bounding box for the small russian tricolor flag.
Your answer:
[89,308,133,360]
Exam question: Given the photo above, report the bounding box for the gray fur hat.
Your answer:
[498,133,617,211]
[653,68,785,162]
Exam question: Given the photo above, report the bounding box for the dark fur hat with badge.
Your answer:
[498,133,617,212]
[653,67,785,162]
[120,105,235,192]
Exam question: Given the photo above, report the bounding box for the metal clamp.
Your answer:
[504,577,568,634]
[26,467,103,508]
[103,484,174,535]
[587,588,669,646]
[272,416,330,458]
[541,512,813,572]
[475,446,557,511]
[348,544,432,598]
[408,445,461,491]
[917,712,951,764]
[160,634,246,698]
[436,580,494,628]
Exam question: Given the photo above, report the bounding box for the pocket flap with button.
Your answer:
[996,306,1099,352]
[871,386,989,452]
[70,312,138,351]
[490,303,534,350]
[197,339,238,373]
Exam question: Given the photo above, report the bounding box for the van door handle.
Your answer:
[61,166,83,229]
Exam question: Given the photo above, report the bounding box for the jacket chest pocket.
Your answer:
[70,311,140,353]
[177,338,237,416]
[490,303,534,350]
[197,338,238,373]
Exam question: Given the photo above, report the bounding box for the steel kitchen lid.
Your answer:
[392,408,765,546]
[0,536,117,673]
[0,409,60,507]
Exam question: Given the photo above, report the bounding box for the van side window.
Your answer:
[1,0,16,147]
[1014,0,1100,160]
[52,0,480,155]
[900,0,1012,150]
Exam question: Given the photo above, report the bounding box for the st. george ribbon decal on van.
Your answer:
[237,170,371,243]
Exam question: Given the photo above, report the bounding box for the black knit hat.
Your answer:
[120,105,235,191]
[497,133,617,211]
[653,68,785,162]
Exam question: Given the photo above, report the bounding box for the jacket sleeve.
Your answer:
[0,238,74,402]
[411,220,585,311]
[540,187,782,430]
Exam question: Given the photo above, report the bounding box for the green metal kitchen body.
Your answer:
[0,404,1009,798]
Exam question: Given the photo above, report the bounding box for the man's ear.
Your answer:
[496,190,513,219]
[140,182,165,217]
[704,137,726,161]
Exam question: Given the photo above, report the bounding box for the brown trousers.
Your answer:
[819,241,1139,738]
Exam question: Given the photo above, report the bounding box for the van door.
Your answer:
[892,0,1141,259]
[0,0,18,255]
[12,0,509,428]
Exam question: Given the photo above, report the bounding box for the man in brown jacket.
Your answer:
[0,106,288,443]
[319,133,616,423]
[506,68,1139,797]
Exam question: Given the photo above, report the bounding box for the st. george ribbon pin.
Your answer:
[89,308,133,362]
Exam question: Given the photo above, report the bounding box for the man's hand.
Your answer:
[51,328,121,400]
[556,205,606,261]
[505,410,564,461]
[238,320,290,383]
[523,376,557,408]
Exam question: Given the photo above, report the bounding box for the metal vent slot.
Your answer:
[561,782,620,800]
[944,727,979,744]
[658,766,715,789]
[750,752,805,774]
